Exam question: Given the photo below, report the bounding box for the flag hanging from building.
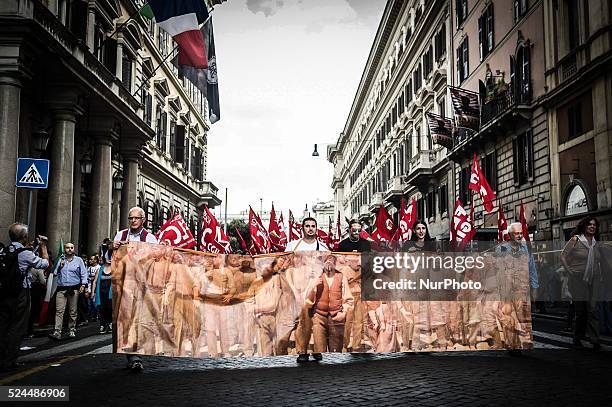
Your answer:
[519,201,531,243]
[426,112,454,149]
[288,210,302,241]
[393,197,417,243]
[268,204,287,252]
[449,86,480,133]
[249,206,270,254]
[450,199,475,251]
[498,206,509,242]
[156,212,197,249]
[371,205,396,242]
[141,0,209,68]
[469,153,497,213]
[201,205,231,254]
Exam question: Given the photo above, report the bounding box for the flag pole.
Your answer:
[130,8,215,99]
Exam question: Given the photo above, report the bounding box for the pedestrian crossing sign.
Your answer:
[16,158,50,189]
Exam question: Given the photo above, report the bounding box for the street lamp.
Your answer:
[312,144,319,157]
[112,171,124,191]
[32,129,50,155]
[79,151,93,175]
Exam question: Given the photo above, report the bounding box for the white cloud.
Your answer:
[208,0,385,218]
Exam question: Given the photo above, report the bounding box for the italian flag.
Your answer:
[141,0,209,68]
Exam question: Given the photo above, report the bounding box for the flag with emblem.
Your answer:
[469,153,497,213]
[449,86,480,133]
[200,205,231,254]
[249,206,270,254]
[426,112,454,149]
[371,205,396,242]
[156,212,197,249]
[288,210,302,241]
[450,199,475,251]
[498,206,509,242]
[268,204,287,252]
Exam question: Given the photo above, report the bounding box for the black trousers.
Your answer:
[0,288,31,368]
[99,280,112,327]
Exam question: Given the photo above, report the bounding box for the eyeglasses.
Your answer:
[128,216,144,220]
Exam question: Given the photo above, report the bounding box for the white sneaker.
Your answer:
[99,325,106,334]
[49,330,61,340]
[69,329,76,338]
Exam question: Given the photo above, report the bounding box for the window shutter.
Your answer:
[527,130,534,180]
[509,55,516,96]
[488,4,494,53]
[463,38,469,79]
[512,138,519,183]
[520,0,528,15]
[478,15,483,61]
[456,46,461,83]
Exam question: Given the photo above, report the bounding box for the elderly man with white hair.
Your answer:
[497,222,539,290]
[112,206,158,372]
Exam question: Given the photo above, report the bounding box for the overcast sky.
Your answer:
[208,0,385,218]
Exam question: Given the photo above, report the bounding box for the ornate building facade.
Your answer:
[0,0,221,254]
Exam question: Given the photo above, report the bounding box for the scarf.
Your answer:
[577,234,596,284]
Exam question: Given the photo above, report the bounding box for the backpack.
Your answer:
[0,242,30,295]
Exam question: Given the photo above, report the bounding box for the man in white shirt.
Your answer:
[285,217,328,362]
[112,206,158,372]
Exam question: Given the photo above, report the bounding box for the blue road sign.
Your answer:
[16,158,50,189]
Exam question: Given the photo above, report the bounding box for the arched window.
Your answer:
[511,39,531,104]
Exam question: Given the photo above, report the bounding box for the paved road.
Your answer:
[1,317,611,406]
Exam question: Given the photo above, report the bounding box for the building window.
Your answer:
[426,192,435,220]
[437,96,446,118]
[482,151,497,191]
[511,43,532,103]
[435,24,446,61]
[413,63,422,92]
[143,91,153,126]
[513,0,528,24]
[458,166,471,204]
[169,120,177,160]
[417,197,425,221]
[439,184,449,215]
[158,29,167,56]
[121,54,133,91]
[415,5,423,24]
[456,0,468,27]
[557,91,594,143]
[423,45,434,79]
[478,3,494,61]
[155,104,167,153]
[566,0,579,50]
[456,37,469,83]
[512,130,534,186]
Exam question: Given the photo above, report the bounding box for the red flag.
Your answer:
[268,204,287,252]
[156,212,197,249]
[498,206,509,242]
[371,205,396,242]
[519,201,530,243]
[469,153,496,213]
[235,226,249,253]
[249,206,271,254]
[393,197,417,243]
[288,210,302,241]
[317,228,329,242]
[277,212,288,248]
[450,199,475,251]
[360,229,372,240]
[201,206,231,254]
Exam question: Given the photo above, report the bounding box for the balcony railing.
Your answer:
[561,54,577,82]
[32,0,79,53]
[83,51,115,86]
[480,82,531,127]
[408,150,436,174]
[386,176,403,196]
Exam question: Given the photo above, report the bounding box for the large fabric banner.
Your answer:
[112,243,532,358]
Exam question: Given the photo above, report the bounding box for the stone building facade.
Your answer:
[0,0,221,254]
[328,0,453,239]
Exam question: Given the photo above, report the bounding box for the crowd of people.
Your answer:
[1,209,609,372]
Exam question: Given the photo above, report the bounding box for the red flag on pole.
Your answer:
[201,206,231,254]
[156,212,197,249]
[235,226,248,253]
[277,212,288,248]
[469,153,496,213]
[519,201,530,243]
[288,210,302,241]
[450,199,475,251]
[393,197,417,243]
[498,206,509,242]
[249,206,271,254]
[371,205,396,242]
[268,204,287,252]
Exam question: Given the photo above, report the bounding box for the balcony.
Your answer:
[384,176,404,203]
[368,192,384,213]
[404,150,436,189]
[449,83,532,162]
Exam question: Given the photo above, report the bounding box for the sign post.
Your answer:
[16,158,50,235]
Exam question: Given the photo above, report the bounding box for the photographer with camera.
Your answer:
[0,223,49,370]
[48,242,87,340]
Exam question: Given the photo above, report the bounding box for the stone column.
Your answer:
[120,157,139,230]
[87,136,113,254]
[71,153,82,252]
[0,74,21,240]
[116,37,124,83]
[86,3,96,51]
[47,110,77,252]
